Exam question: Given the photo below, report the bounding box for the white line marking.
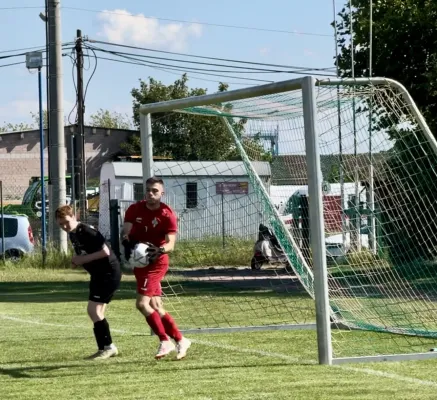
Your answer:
[1,314,437,387]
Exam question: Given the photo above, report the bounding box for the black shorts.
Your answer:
[88,273,121,304]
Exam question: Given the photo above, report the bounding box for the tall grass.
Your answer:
[170,236,254,268]
[0,243,73,270]
[0,237,255,270]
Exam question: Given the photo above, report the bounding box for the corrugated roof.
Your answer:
[112,161,271,178]
[0,125,140,136]
[270,153,389,185]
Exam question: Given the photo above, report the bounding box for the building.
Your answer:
[0,125,138,203]
[98,161,271,240]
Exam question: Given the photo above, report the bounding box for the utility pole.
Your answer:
[44,0,51,189]
[47,0,68,252]
[74,29,87,220]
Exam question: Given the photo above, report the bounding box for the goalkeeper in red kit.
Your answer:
[122,176,191,360]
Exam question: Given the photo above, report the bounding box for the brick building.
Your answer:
[0,125,137,202]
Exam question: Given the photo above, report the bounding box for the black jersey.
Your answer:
[69,223,120,277]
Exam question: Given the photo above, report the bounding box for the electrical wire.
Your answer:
[88,39,336,72]
[85,53,272,85]
[67,38,99,125]
[0,61,26,68]
[67,49,78,124]
[0,44,74,61]
[0,51,45,61]
[62,6,333,37]
[0,6,43,10]
[83,47,98,102]
[86,44,326,75]
[85,44,335,78]
[103,56,264,86]
[0,44,74,55]
[83,47,92,71]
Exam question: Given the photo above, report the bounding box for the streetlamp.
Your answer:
[25,51,47,263]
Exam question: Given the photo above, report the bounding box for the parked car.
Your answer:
[0,214,35,260]
[325,225,370,259]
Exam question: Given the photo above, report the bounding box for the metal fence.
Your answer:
[98,182,267,243]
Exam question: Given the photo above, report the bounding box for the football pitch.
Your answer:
[1,269,437,400]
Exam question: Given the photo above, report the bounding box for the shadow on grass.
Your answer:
[0,268,310,303]
[0,360,308,379]
[329,263,437,300]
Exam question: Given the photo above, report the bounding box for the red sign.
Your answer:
[216,182,249,195]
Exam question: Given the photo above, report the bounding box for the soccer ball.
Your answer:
[129,242,151,269]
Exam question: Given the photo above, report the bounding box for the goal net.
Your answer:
[135,76,437,364]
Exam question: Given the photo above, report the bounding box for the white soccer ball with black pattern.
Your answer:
[129,242,150,268]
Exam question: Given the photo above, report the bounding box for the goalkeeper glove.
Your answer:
[121,238,137,261]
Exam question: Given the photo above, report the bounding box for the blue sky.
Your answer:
[0,0,343,127]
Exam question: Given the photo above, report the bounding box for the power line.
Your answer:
[150,66,261,87]
[0,44,74,61]
[94,55,263,86]
[83,47,98,103]
[86,44,335,79]
[86,45,316,75]
[86,53,273,84]
[63,7,333,37]
[88,39,335,72]
[0,6,42,10]
[0,44,67,55]
[0,61,26,68]
[0,51,45,61]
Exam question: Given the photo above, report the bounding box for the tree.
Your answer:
[128,74,272,161]
[1,110,50,132]
[1,108,132,134]
[88,109,133,130]
[335,0,437,261]
[335,0,437,133]
[30,110,48,129]
[0,122,34,132]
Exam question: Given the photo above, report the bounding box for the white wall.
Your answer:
[100,175,270,241]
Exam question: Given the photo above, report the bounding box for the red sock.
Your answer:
[161,313,183,342]
[146,311,168,342]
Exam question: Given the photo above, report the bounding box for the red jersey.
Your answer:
[124,201,177,266]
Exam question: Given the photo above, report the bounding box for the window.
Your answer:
[0,218,18,238]
[186,182,198,209]
[133,183,144,201]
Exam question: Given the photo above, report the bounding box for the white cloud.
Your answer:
[96,9,203,51]
[259,47,270,56]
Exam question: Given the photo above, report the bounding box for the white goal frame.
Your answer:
[138,76,437,365]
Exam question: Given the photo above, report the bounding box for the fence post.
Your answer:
[221,192,225,248]
[109,199,121,260]
[300,195,310,264]
[0,181,4,262]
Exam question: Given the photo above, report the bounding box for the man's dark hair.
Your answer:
[145,176,164,186]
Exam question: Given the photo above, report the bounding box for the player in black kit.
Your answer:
[55,205,121,360]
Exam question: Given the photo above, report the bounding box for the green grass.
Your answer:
[2,269,437,399]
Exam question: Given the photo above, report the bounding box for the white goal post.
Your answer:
[137,76,437,366]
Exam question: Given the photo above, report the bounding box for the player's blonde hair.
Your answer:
[55,205,75,220]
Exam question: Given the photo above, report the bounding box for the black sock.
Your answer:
[93,323,104,351]
[94,319,113,349]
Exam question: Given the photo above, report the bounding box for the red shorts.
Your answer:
[134,264,168,297]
